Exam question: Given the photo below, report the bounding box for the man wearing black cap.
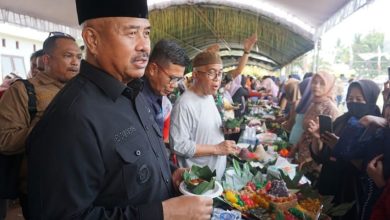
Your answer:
[27,0,212,219]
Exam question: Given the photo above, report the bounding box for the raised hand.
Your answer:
[243,33,258,52]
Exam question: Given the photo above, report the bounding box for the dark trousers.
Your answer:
[20,193,29,220]
[0,199,6,220]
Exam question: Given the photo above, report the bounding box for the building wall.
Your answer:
[0,33,43,79]
[0,23,47,84]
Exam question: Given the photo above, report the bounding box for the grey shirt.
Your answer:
[170,90,226,180]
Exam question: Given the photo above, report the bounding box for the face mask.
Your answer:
[347,102,372,118]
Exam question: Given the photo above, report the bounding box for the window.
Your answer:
[16,41,19,49]
[1,55,26,79]
[2,39,5,47]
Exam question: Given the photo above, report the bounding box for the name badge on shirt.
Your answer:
[114,127,136,144]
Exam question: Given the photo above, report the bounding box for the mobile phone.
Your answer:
[319,115,333,134]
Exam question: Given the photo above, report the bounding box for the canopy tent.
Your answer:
[0,0,374,69]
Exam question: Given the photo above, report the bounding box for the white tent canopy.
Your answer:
[0,0,374,68]
[0,0,373,39]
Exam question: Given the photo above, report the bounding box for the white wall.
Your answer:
[0,23,47,83]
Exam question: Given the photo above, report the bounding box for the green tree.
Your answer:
[351,31,389,78]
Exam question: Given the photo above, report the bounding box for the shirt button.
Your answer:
[145,126,149,131]
[165,179,169,183]
[135,150,141,156]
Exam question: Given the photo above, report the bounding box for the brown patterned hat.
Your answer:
[192,44,222,67]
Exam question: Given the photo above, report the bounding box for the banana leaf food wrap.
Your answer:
[183,165,216,195]
[223,118,244,129]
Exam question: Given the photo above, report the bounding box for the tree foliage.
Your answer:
[334,31,389,78]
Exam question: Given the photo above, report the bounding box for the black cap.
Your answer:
[76,0,149,25]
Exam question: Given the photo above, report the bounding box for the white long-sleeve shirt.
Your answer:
[169,90,226,180]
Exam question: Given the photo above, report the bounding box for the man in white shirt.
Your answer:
[170,45,239,180]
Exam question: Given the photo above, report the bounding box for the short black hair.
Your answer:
[303,72,313,79]
[30,49,44,61]
[43,34,75,55]
[149,39,190,67]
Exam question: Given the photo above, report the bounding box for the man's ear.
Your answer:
[82,27,99,56]
[147,62,158,77]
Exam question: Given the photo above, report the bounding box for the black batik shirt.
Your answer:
[27,60,174,220]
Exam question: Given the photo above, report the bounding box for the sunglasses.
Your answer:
[48,31,75,41]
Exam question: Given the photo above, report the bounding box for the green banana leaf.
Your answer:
[183,165,216,195]
[224,118,244,129]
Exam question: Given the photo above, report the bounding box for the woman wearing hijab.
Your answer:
[295,71,340,177]
[280,79,301,132]
[288,77,313,145]
[308,79,381,220]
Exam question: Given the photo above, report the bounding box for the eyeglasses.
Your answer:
[48,32,75,41]
[197,69,224,80]
[155,63,183,84]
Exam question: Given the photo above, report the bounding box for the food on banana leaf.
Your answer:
[223,118,244,129]
[183,165,216,195]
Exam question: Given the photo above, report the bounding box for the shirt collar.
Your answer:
[79,60,143,101]
[34,72,64,88]
[142,76,161,103]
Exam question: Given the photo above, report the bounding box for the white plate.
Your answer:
[179,181,223,198]
[236,143,250,149]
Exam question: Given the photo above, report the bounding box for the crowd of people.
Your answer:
[0,0,390,220]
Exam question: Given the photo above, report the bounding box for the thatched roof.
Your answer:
[149,4,314,68]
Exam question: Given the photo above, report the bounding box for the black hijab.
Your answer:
[333,79,381,135]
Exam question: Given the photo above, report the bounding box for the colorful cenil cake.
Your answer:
[258,179,297,212]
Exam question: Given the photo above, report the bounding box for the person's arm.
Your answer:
[194,141,238,156]
[229,34,257,79]
[0,82,31,154]
[359,115,387,129]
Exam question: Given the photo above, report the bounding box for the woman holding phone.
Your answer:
[308,79,381,220]
[292,71,340,180]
